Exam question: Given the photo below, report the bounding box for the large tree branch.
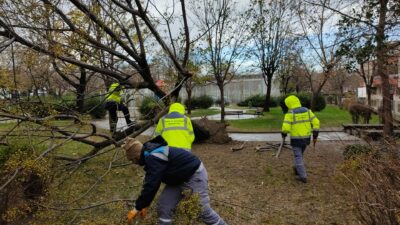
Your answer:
[181,0,190,67]
[0,23,150,88]
[134,0,190,78]
[52,61,79,89]
[40,0,142,71]
[68,0,143,66]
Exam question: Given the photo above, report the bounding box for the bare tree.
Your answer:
[324,65,355,107]
[314,0,400,138]
[337,37,376,106]
[246,0,295,112]
[183,60,211,114]
[190,0,248,122]
[277,51,308,95]
[296,0,342,111]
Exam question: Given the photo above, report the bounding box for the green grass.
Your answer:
[315,104,379,127]
[0,118,138,224]
[0,119,107,157]
[227,104,380,132]
[227,107,283,132]
[187,108,220,117]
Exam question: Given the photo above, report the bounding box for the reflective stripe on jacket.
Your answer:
[281,95,320,140]
[106,82,123,103]
[154,103,194,151]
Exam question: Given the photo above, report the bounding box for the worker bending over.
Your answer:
[123,136,227,225]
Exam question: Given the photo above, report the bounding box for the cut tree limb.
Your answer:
[231,142,245,152]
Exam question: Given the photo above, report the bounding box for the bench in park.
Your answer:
[225,110,244,118]
[342,124,384,135]
[342,124,400,136]
[255,107,264,116]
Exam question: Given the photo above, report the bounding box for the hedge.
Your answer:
[185,95,213,109]
[83,97,107,119]
[53,95,107,119]
[238,94,278,108]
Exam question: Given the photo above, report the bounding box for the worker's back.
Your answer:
[106,82,123,103]
[154,103,194,151]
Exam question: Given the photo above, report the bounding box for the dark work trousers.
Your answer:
[157,164,227,225]
[104,101,132,132]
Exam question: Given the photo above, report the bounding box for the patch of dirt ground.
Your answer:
[27,137,362,225]
[191,140,360,225]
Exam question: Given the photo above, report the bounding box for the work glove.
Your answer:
[127,208,147,224]
[312,130,319,140]
[281,132,287,138]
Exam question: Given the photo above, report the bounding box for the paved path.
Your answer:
[193,107,258,120]
[93,118,359,142]
[229,131,360,142]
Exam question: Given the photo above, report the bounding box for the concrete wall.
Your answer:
[125,76,280,107]
[180,77,280,103]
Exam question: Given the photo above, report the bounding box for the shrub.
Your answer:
[54,102,76,115]
[53,95,107,119]
[237,95,279,108]
[0,145,16,166]
[0,144,52,224]
[269,97,279,107]
[343,144,372,160]
[18,101,57,118]
[83,96,107,119]
[139,96,161,119]
[215,98,230,106]
[238,95,264,107]
[185,95,213,109]
[174,190,202,225]
[313,94,326,112]
[338,146,400,225]
[279,93,326,113]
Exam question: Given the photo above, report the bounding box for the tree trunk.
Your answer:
[338,85,344,107]
[311,92,317,111]
[218,83,225,123]
[76,67,87,113]
[187,89,192,115]
[376,0,393,138]
[263,75,272,112]
[366,85,372,106]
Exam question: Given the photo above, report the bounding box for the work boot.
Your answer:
[127,120,135,127]
[296,176,307,183]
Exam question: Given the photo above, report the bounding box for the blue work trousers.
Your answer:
[292,145,307,179]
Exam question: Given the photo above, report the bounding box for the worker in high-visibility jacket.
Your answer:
[104,82,132,133]
[281,95,320,183]
[154,102,194,151]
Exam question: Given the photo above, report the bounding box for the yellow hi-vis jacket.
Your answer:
[281,95,320,141]
[106,82,123,104]
[154,103,195,151]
